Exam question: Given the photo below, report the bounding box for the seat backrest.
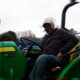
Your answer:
[69,42,80,62]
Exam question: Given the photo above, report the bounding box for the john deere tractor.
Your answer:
[0,0,80,80]
[0,42,26,80]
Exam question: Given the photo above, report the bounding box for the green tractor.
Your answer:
[0,0,80,80]
[0,42,26,80]
[0,38,41,80]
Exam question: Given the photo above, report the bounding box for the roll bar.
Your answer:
[61,0,79,29]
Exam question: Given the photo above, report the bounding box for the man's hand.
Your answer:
[57,52,63,60]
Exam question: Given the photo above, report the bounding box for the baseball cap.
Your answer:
[42,19,54,27]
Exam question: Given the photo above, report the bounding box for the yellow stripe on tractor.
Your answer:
[0,47,16,52]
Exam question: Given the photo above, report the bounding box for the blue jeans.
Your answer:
[29,54,62,80]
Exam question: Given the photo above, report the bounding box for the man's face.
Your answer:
[43,23,54,34]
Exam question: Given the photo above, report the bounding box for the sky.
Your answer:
[0,0,80,37]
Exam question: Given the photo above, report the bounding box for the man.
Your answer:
[29,19,79,80]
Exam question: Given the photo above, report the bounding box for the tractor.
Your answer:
[0,0,80,80]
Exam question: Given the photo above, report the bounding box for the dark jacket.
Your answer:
[40,28,79,56]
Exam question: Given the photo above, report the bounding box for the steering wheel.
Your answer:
[20,37,43,59]
[20,37,42,52]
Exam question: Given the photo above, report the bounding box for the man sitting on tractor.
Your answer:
[29,19,79,80]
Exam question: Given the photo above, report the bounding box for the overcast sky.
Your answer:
[0,0,80,37]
